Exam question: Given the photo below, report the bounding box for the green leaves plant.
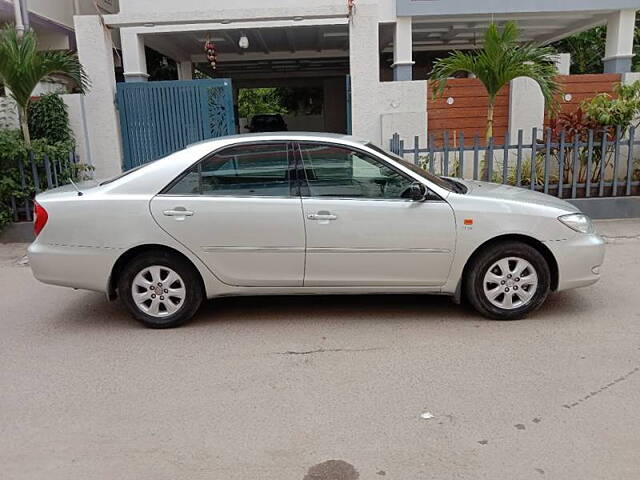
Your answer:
[430,22,562,140]
[0,129,90,231]
[0,25,89,146]
[582,81,640,133]
[28,93,74,144]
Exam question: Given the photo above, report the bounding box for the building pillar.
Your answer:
[603,9,636,73]
[349,6,427,147]
[553,53,571,75]
[74,15,123,177]
[121,28,149,82]
[177,61,193,80]
[349,5,382,142]
[392,17,414,81]
[508,77,544,144]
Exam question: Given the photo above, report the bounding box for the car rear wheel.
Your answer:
[118,250,203,328]
[465,241,550,320]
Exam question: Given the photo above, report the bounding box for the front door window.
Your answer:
[298,143,415,199]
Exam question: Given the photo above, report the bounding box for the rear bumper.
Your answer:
[545,233,605,291]
[27,241,120,293]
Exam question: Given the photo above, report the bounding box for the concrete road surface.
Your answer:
[1,220,639,480]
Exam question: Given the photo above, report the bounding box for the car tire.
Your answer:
[118,250,204,328]
[464,241,550,320]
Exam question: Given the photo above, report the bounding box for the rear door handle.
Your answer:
[308,213,337,221]
[163,208,194,217]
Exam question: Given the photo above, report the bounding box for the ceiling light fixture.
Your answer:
[238,34,249,49]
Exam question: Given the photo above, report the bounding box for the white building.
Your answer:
[6,0,640,177]
[0,1,119,137]
[0,0,118,49]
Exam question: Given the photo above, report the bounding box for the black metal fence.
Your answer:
[390,127,640,199]
[5,151,80,222]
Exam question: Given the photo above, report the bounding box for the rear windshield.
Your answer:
[99,160,158,186]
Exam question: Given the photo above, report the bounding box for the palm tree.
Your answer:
[430,21,561,142]
[0,25,89,148]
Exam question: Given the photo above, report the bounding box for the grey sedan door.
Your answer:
[151,142,306,287]
[297,142,456,287]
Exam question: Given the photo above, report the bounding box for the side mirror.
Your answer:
[409,182,427,201]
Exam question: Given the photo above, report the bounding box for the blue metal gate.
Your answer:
[116,79,235,170]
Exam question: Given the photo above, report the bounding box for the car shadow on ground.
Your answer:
[52,287,590,332]
[198,293,468,324]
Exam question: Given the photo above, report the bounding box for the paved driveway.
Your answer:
[1,220,639,480]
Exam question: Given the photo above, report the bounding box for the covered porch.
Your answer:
[117,20,351,135]
[387,3,638,80]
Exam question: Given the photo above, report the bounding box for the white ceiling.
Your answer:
[145,24,349,58]
[403,11,612,51]
[141,10,613,76]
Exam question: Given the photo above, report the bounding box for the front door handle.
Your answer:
[308,212,337,221]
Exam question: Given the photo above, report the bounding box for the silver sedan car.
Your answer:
[28,132,605,328]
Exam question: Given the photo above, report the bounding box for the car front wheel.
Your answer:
[118,250,203,328]
[465,241,551,320]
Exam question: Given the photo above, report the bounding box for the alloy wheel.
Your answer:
[131,265,186,317]
[482,257,538,310]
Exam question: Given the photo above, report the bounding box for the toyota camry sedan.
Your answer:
[28,132,605,328]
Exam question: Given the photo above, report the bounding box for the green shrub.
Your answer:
[0,129,90,231]
[27,93,73,144]
[582,81,640,132]
[508,155,558,186]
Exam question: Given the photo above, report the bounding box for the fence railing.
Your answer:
[4,151,80,223]
[390,127,640,199]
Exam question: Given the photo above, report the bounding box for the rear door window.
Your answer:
[166,143,293,197]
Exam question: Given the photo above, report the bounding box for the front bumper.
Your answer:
[545,233,605,292]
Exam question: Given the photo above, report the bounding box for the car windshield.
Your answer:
[365,143,460,192]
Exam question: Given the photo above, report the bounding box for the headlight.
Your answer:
[558,213,595,234]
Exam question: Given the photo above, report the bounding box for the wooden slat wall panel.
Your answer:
[425,74,622,147]
[427,79,510,146]
[546,73,622,125]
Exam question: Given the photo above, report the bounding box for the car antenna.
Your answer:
[69,178,83,196]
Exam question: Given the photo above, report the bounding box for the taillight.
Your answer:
[33,201,48,236]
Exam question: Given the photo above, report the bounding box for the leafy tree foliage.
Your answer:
[28,93,73,144]
[238,87,323,119]
[552,13,640,74]
[238,88,287,118]
[552,27,606,74]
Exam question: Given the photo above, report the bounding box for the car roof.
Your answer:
[188,131,370,148]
